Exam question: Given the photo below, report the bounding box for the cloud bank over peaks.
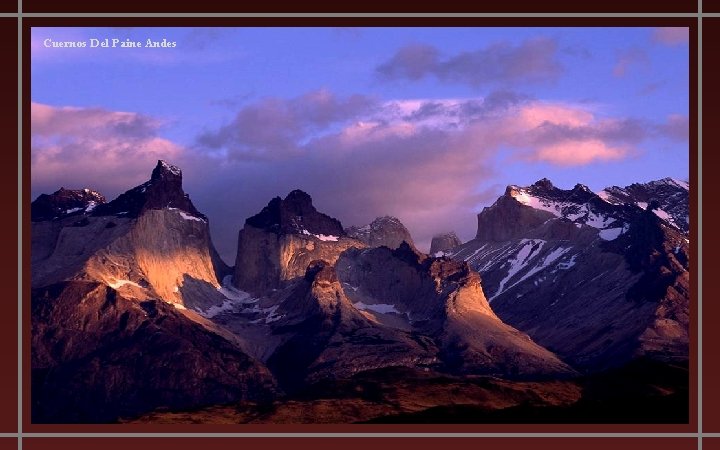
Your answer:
[31,92,688,259]
[31,102,183,197]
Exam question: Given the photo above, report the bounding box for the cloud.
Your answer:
[613,48,649,77]
[32,93,684,262]
[190,90,676,259]
[196,89,377,159]
[652,27,689,46]
[655,114,689,141]
[376,37,562,87]
[31,102,183,197]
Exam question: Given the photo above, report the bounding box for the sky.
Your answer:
[30,26,690,263]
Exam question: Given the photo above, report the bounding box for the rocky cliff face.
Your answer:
[32,160,229,307]
[224,193,572,384]
[31,161,690,423]
[447,178,689,370]
[430,232,462,256]
[265,261,439,391]
[32,281,276,423]
[336,243,574,377]
[346,216,415,250]
[92,160,206,220]
[233,190,363,294]
[31,160,268,422]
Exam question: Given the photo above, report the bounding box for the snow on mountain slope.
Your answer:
[447,178,689,370]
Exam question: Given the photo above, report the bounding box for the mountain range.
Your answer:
[30,161,690,423]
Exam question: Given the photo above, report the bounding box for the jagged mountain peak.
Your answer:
[91,160,205,220]
[31,187,106,221]
[245,190,345,238]
[598,177,689,234]
[285,189,313,205]
[150,159,183,183]
[234,191,358,293]
[346,215,415,250]
[532,177,554,190]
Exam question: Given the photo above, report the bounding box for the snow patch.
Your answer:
[490,239,545,302]
[497,246,571,298]
[636,202,648,210]
[301,229,339,241]
[557,254,577,270]
[653,208,672,222]
[107,278,142,289]
[599,227,624,241]
[512,188,615,229]
[342,282,359,292]
[160,160,182,176]
[217,275,253,302]
[353,301,401,314]
[64,207,83,214]
[172,303,186,310]
[511,189,562,218]
[597,190,617,204]
[669,178,689,190]
[168,207,206,223]
[194,276,257,318]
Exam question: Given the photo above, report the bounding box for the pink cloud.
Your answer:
[31,92,679,259]
[529,140,629,166]
[31,102,183,197]
[652,27,689,46]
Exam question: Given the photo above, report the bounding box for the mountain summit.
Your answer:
[31,167,690,424]
[31,187,105,222]
[92,160,206,220]
[245,189,345,237]
[31,161,271,422]
[346,216,415,250]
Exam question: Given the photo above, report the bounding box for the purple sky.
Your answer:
[31,27,690,262]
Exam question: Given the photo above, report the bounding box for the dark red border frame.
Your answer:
[14,3,710,449]
[22,0,698,14]
[702,15,720,435]
[0,16,18,435]
[19,437,703,450]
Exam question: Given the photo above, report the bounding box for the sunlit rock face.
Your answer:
[233,189,363,294]
[31,161,275,423]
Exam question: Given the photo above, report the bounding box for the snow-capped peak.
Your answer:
[665,178,689,191]
[159,160,182,176]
